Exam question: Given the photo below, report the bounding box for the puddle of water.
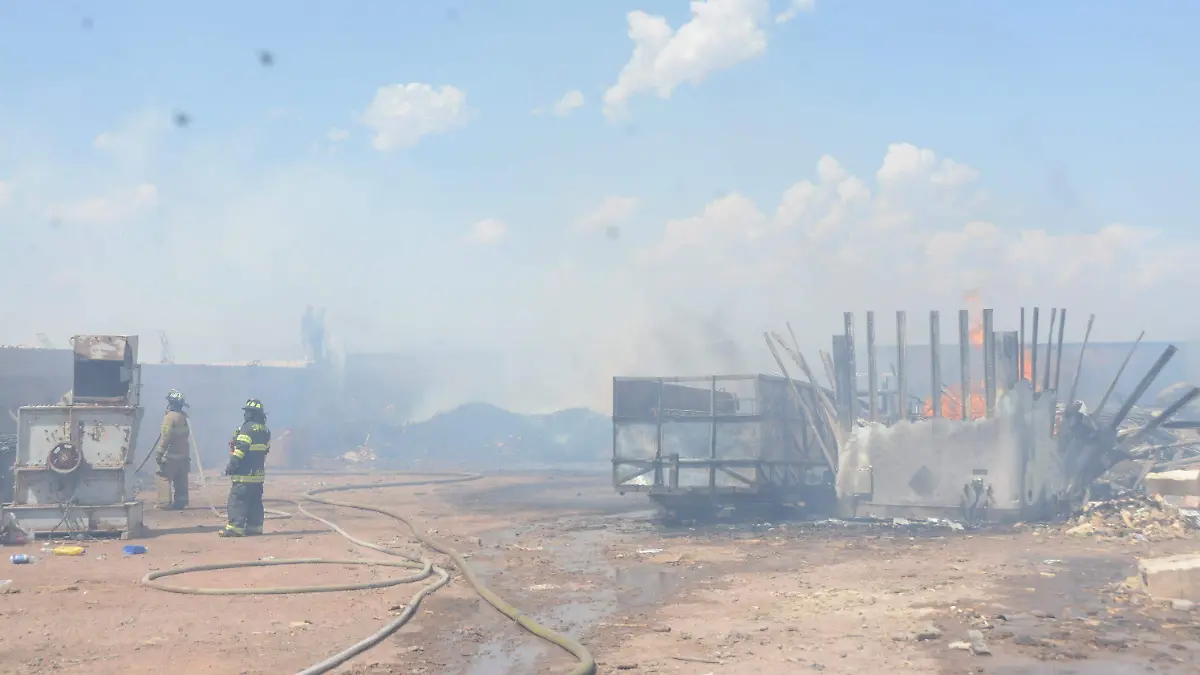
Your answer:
[463,637,542,675]
[461,518,625,674]
[614,565,685,609]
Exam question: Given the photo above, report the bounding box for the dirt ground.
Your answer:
[1,471,1199,675]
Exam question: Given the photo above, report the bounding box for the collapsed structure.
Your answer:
[613,307,1199,524]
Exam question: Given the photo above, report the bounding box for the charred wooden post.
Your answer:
[845,312,858,424]
[958,309,971,420]
[1095,331,1145,416]
[1067,314,1095,406]
[896,311,908,423]
[866,311,879,423]
[1031,307,1041,391]
[983,308,996,417]
[1109,345,1177,432]
[1053,308,1067,394]
[1042,308,1057,394]
[930,311,942,418]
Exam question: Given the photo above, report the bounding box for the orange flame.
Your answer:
[969,323,985,347]
[922,381,988,419]
[923,347,1041,418]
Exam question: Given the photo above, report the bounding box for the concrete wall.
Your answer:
[137,363,328,469]
[0,348,72,435]
[837,381,1065,521]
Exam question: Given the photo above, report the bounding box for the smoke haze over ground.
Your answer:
[2,1,1199,417]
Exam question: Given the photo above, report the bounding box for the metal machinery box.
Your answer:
[2,336,145,538]
[612,375,838,520]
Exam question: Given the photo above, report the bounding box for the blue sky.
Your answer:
[2,0,1198,412]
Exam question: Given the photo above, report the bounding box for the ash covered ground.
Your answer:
[1,472,1197,675]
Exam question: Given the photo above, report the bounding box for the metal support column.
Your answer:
[1019,307,1025,383]
[958,309,971,420]
[866,311,879,422]
[998,331,1020,394]
[844,312,858,424]
[930,311,942,419]
[896,311,908,423]
[1031,308,1040,393]
[983,309,996,417]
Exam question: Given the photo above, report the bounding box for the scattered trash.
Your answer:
[51,545,86,556]
[1061,494,1197,541]
[9,554,34,564]
[967,629,991,655]
[637,548,665,555]
[122,545,148,555]
[0,512,31,546]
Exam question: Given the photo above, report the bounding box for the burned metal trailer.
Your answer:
[612,375,838,521]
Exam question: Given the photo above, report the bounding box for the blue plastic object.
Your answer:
[122,545,147,555]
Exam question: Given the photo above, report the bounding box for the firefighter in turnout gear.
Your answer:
[156,390,191,510]
[219,399,271,537]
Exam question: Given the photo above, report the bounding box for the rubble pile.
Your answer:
[1062,494,1200,541]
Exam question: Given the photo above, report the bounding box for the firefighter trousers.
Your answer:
[155,457,189,509]
[224,481,265,535]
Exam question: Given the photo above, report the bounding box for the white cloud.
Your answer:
[327,128,350,142]
[92,132,118,150]
[552,90,586,117]
[775,0,815,24]
[577,196,640,232]
[58,183,158,225]
[628,144,1196,340]
[603,0,773,120]
[360,83,470,152]
[461,218,508,245]
[6,100,1199,418]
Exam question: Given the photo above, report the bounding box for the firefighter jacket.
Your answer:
[227,420,271,483]
[159,410,191,461]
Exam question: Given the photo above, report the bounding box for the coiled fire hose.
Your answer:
[140,472,597,675]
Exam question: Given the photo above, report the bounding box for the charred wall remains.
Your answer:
[613,307,1197,525]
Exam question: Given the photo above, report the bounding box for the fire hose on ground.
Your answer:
[138,471,597,675]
